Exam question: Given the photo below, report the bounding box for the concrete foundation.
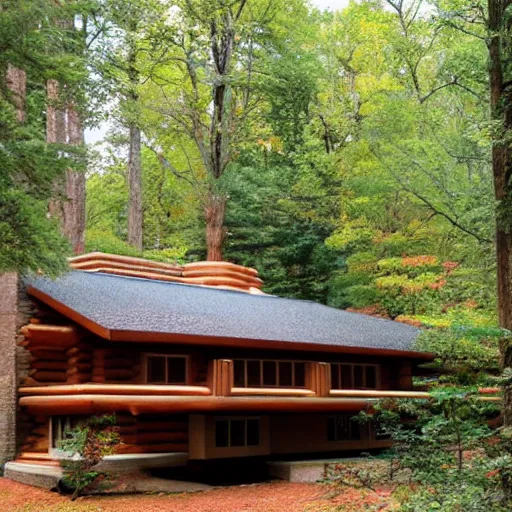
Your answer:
[95,452,189,472]
[5,453,189,489]
[267,459,332,483]
[4,462,62,489]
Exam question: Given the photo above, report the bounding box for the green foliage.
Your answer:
[85,229,140,257]
[415,327,505,377]
[358,392,510,511]
[59,415,120,500]
[82,0,498,314]
[0,0,92,274]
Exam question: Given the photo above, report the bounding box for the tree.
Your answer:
[92,0,165,250]
[486,0,512,428]
[46,7,91,255]
[437,0,512,434]
[140,0,314,261]
[0,0,88,273]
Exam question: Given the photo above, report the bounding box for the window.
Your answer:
[146,354,188,384]
[330,364,379,390]
[233,359,306,388]
[327,415,361,442]
[215,418,260,447]
[51,416,75,449]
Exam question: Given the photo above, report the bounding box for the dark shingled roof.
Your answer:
[26,271,422,354]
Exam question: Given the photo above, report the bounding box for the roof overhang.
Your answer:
[27,285,434,361]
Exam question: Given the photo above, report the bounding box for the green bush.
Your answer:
[58,415,120,500]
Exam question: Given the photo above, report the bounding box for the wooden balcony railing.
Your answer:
[18,384,212,396]
[18,360,502,403]
[206,360,502,401]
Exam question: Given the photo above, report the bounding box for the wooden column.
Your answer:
[92,349,107,384]
[306,362,331,397]
[210,359,233,396]
[398,361,412,390]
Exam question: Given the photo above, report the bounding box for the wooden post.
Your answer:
[306,362,331,397]
[398,362,412,390]
[209,359,233,396]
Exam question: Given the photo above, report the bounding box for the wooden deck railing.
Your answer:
[18,384,212,396]
[18,359,502,402]
[207,360,502,401]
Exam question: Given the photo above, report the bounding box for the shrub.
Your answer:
[58,414,120,500]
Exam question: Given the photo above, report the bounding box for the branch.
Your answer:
[235,0,248,21]
[408,187,491,243]
[145,143,197,188]
[371,146,492,244]
[420,78,459,103]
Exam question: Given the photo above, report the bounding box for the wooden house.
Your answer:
[2,252,432,483]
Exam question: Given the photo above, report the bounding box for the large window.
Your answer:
[146,354,188,384]
[330,363,379,390]
[215,417,260,447]
[233,359,306,388]
[327,415,361,442]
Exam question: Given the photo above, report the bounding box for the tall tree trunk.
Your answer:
[126,22,143,251]
[205,191,227,261]
[46,80,86,254]
[47,79,67,221]
[127,123,143,250]
[488,0,512,426]
[64,104,86,254]
[6,64,26,123]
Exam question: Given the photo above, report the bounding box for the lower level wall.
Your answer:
[17,412,189,459]
[188,413,388,460]
[270,414,389,454]
[18,411,387,463]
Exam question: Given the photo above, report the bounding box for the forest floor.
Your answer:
[0,477,398,512]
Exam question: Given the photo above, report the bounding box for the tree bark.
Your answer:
[127,123,143,250]
[64,104,86,254]
[47,79,67,222]
[6,64,26,123]
[205,191,227,261]
[126,19,143,252]
[46,80,86,254]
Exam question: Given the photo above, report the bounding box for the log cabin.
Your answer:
[1,252,433,484]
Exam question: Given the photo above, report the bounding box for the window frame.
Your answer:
[233,358,307,388]
[144,353,189,385]
[214,416,261,448]
[50,416,73,450]
[49,416,82,457]
[330,363,380,390]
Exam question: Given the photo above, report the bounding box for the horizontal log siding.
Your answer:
[115,413,188,454]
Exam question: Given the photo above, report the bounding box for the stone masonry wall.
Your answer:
[0,274,34,471]
[0,273,19,470]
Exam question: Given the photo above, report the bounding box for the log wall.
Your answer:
[115,413,188,454]
[19,413,188,457]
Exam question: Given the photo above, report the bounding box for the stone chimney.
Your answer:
[0,273,18,470]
